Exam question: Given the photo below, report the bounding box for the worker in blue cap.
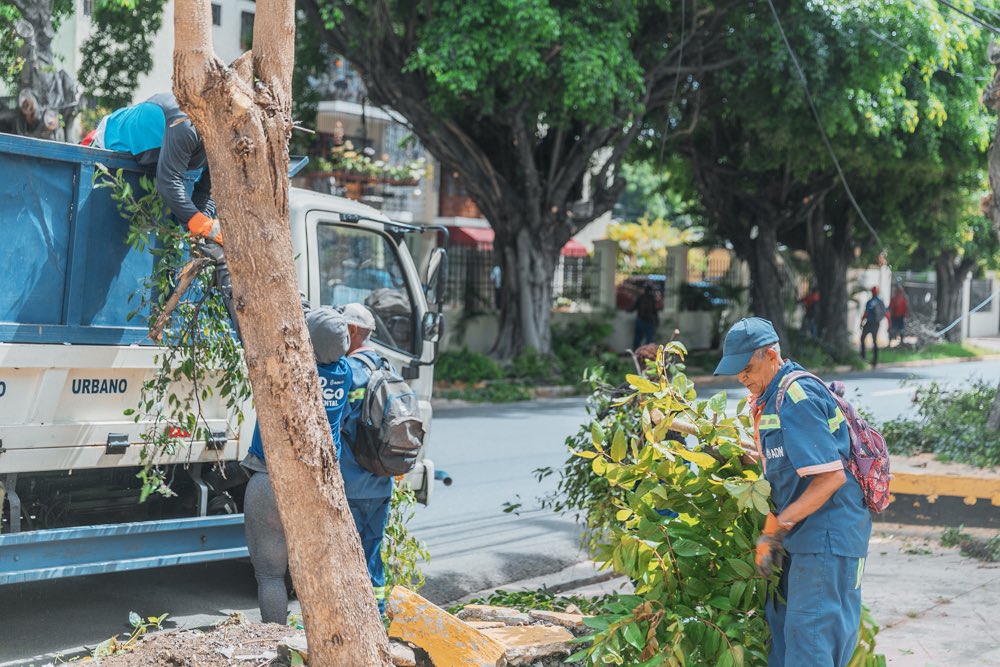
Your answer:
[715,317,872,667]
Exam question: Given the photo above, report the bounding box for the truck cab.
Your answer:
[0,132,444,584]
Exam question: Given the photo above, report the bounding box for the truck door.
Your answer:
[303,211,437,503]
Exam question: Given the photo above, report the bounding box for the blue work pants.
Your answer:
[348,496,392,614]
[766,549,865,667]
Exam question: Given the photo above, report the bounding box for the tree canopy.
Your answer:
[303,0,739,357]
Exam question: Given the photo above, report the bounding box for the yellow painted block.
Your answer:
[387,586,506,667]
[891,472,1000,503]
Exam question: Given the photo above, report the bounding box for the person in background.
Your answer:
[859,287,888,368]
[241,306,351,624]
[714,317,871,667]
[339,303,395,615]
[799,284,820,338]
[888,286,909,347]
[630,282,661,349]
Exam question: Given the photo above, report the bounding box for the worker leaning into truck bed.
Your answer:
[89,92,221,243]
[87,92,237,331]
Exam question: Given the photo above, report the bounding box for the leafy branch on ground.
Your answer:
[93,612,169,658]
[447,589,608,616]
[941,526,1000,563]
[96,165,250,501]
[880,379,1000,467]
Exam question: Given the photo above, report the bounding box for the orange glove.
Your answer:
[188,211,223,245]
[755,513,791,577]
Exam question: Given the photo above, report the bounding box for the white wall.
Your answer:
[50,0,257,107]
[968,273,1000,339]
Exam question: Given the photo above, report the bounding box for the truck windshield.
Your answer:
[316,223,417,355]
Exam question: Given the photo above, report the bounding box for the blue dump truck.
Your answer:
[0,132,445,584]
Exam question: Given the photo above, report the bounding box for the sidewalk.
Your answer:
[507,524,1000,666]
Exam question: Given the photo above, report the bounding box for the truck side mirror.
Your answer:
[425,247,448,309]
[422,311,443,343]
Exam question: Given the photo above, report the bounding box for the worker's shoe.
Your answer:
[188,211,223,245]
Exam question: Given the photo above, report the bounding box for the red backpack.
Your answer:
[776,371,892,513]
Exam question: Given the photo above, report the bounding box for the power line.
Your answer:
[935,0,1000,34]
[768,0,999,340]
[764,0,887,255]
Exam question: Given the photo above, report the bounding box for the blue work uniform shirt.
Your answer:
[248,358,352,463]
[756,361,871,558]
[340,351,394,500]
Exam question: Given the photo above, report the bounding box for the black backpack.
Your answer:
[348,353,425,477]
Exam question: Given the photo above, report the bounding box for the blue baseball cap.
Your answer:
[713,317,780,376]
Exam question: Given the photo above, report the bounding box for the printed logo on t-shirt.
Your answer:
[319,375,347,408]
[765,446,785,461]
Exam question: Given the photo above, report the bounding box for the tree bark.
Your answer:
[172,1,390,664]
[804,199,853,357]
[490,227,559,358]
[731,221,790,350]
[934,250,975,343]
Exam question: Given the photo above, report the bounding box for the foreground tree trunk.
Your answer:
[934,250,975,344]
[173,1,389,664]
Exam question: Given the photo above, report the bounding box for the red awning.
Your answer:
[449,226,496,251]
[448,226,590,257]
[560,238,589,258]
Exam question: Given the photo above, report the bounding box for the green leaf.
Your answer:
[670,539,710,557]
[615,509,633,522]
[592,457,608,476]
[592,422,606,451]
[622,621,644,650]
[573,449,599,460]
[673,447,718,469]
[129,611,142,628]
[611,428,627,462]
[626,374,660,393]
[709,391,728,415]
[727,558,755,579]
[750,490,771,516]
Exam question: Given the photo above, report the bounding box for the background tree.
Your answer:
[0,0,78,139]
[172,0,390,662]
[302,0,740,358]
[659,0,986,354]
[78,0,167,111]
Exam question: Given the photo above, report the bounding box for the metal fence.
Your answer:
[443,247,600,312]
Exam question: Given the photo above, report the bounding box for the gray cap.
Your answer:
[306,306,350,365]
[341,302,375,330]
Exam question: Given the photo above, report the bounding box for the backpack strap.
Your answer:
[775,370,823,412]
[351,351,379,372]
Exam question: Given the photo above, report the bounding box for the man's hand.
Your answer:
[755,513,791,577]
[188,211,223,245]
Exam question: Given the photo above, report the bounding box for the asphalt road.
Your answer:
[2,358,999,663]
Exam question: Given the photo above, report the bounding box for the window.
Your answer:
[317,224,417,354]
[83,0,94,16]
[240,11,255,52]
[211,3,222,25]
